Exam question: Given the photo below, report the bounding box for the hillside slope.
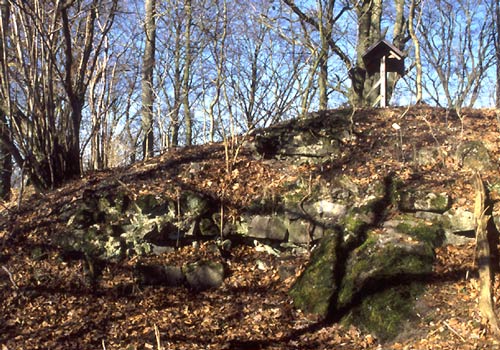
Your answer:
[1,106,500,349]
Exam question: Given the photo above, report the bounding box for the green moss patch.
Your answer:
[343,283,423,341]
[289,230,339,316]
[392,214,445,247]
[337,227,436,340]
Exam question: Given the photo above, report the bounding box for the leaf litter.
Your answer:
[1,107,500,349]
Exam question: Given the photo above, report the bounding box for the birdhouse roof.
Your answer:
[362,40,405,76]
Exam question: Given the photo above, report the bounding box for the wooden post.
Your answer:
[380,55,387,108]
[474,172,500,334]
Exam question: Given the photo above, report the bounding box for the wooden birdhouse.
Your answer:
[362,40,405,107]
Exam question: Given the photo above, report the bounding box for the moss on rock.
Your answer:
[343,283,423,341]
[337,225,436,340]
[396,219,445,247]
[289,230,339,316]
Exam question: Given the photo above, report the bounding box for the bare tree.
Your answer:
[196,0,310,138]
[154,0,201,148]
[281,0,408,108]
[78,0,147,169]
[282,0,351,109]
[199,0,228,143]
[408,0,423,103]
[419,0,495,109]
[86,32,128,170]
[0,0,118,190]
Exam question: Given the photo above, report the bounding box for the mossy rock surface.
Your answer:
[252,112,349,163]
[181,191,210,217]
[337,219,440,340]
[399,190,451,213]
[338,229,434,305]
[289,230,339,316]
[395,218,445,247]
[199,218,219,236]
[135,194,172,217]
[290,212,442,341]
[343,283,423,341]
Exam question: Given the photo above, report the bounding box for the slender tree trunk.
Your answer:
[317,0,329,110]
[388,0,408,101]
[183,0,192,146]
[0,0,11,200]
[207,0,228,142]
[142,0,156,159]
[409,0,422,103]
[318,40,328,109]
[171,25,182,148]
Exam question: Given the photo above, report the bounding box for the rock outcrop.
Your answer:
[51,109,500,340]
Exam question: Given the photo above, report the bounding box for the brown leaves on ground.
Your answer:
[2,106,500,349]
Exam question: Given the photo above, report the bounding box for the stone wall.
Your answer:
[53,110,500,339]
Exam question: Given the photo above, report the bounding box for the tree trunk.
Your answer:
[496,0,500,108]
[170,23,182,148]
[0,113,11,200]
[317,38,329,110]
[183,0,193,146]
[408,0,422,103]
[388,0,409,102]
[350,0,383,107]
[66,99,84,179]
[142,0,156,159]
[0,0,11,200]
[317,0,330,110]
[473,172,500,334]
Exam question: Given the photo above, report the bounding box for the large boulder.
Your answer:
[289,214,444,340]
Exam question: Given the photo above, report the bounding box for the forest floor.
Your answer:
[2,106,500,349]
